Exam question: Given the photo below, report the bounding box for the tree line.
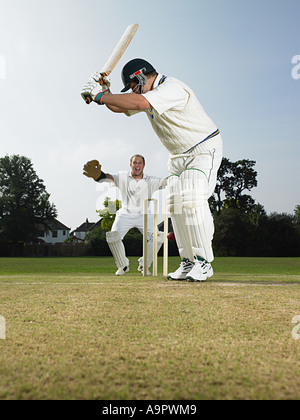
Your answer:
[210,159,300,257]
[0,154,300,257]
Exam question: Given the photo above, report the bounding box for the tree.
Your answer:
[210,158,258,214]
[0,155,57,244]
[294,204,300,228]
[85,226,110,256]
[86,197,146,256]
[85,197,120,255]
[211,157,232,213]
[213,208,251,256]
[97,197,122,232]
[226,159,257,202]
[264,213,300,257]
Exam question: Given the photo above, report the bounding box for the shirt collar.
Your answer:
[129,172,147,180]
[153,73,165,89]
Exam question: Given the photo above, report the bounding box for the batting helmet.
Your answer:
[121,58,156,92]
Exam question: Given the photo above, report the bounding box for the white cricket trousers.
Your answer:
[107,210,156,270]
[111,211,154,239]
[167,134,223,262]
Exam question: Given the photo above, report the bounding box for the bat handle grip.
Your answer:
[83,94,92,105]
[98,72,109,86]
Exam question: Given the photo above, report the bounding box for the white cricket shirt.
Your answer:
[127,74,218,155]
[103,171,163,215]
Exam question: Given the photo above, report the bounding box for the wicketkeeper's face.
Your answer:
[130,156,145,177]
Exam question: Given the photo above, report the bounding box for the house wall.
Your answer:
[39,229,70,244]
[74,231,87,241]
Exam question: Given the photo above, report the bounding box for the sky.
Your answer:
[0,0,299,231]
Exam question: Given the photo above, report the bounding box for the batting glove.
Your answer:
[91,72,111,89]
[94,88,110,104]
[81,80,110,105]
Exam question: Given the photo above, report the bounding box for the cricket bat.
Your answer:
[101,23,139,75]
[83,23,139,104]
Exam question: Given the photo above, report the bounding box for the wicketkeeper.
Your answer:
[81,59,223,282]
[83,154,166,276]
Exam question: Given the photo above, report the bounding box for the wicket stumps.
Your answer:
[143,199,169,277]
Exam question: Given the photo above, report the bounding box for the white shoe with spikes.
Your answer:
[186,257,213,282]
[167,259,194,280]
[115,266,130,276]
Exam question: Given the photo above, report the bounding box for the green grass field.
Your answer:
[0,256,300,400]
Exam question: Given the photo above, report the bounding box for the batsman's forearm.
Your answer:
[101,93,150,111]
[105,103,126,113]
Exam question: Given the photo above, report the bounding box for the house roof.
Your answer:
[37,218,70,232]
[88,219,102,231]
[72,218,103,235]
[75,220,96,233]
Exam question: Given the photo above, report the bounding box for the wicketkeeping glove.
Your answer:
[83,160,103,181]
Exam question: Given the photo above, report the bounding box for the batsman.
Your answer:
[81,58,223,282]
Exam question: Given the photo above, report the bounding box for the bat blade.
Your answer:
[101,23,139,75]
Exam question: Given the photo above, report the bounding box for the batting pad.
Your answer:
[180,169,214,263]
[106,231,129,269]
[167,175,194,261]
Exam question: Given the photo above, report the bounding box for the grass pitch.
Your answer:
[0,256,300,400]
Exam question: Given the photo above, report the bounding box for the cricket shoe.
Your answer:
[137,257,143,273]
[115,266,130,276]
[137,258,151,276]
[167,258,194,281]
[186,257,213,282]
